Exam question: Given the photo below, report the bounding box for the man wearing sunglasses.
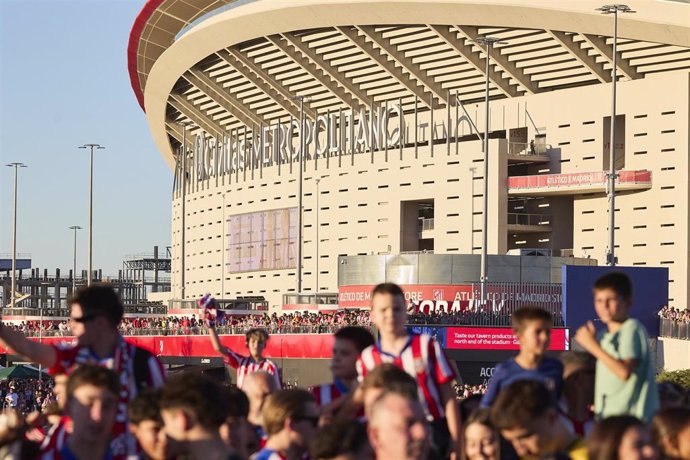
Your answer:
[255,389,319,460]
[0,284,165,460]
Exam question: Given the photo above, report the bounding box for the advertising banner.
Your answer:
[338,284,561,314]
[0,334,335,360]
[445,327,569,351]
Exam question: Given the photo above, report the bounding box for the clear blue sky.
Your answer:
[0,0,171,276]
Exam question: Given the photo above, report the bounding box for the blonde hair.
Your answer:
[262,389,314,436]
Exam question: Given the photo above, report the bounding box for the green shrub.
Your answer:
[657,369,690,389]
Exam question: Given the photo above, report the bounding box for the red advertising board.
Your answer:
[338,285,475,308]
[338,284,561,312]
[508,170,651,190]
[446,327,569,351]
[0,334,335,360]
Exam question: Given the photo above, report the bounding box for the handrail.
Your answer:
[507,213,553,226]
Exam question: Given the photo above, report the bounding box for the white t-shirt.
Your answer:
[5,393,18,407]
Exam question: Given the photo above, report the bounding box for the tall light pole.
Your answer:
[315,177,320,303]
[68,226,82,294]
[78,144,105,285]
[474,36,506,303]
[597,4,635,266]
[5,163,27,308]
[292,95,311,295]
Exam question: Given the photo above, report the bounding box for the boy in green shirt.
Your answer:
[574,272,659,422]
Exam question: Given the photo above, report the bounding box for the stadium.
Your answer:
[128,0,690,314]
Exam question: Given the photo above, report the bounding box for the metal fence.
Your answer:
[660,318,690,340]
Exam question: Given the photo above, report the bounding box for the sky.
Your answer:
[0,0,172,276]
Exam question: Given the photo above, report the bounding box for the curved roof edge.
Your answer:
[127,0,165,111]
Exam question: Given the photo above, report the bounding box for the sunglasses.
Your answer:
[295,415,319,427]
[69,314,101,324]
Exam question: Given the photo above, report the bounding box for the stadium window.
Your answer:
[582,210,594,214]
[558,124,570,128]
[633,114,647,119]
[633,243,646,247]
[661,148,675,153]
[661,186,675,190]
[633,225,647,229]
[661,242,674,246]
[661,223,674,227]
[661,111,675,116]
[583,120,595,125]
[400,183,411,187]
[661,130,675,134]
[583,139,595,143]
[633,206,647,211]
[633,133,647,137]
[423,181,435,185]
[558,141,570,146]
[447,178,459,183]
[583,156,595,160]
[661,205,675,209]
[447,161,459,165]
[378,184,389,189]
[633,151,647,155]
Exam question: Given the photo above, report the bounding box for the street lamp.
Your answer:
[474,36,506,303]
[5,162,27,309]
[315,178,321,302]
[78,144,105,285]
[596,4,635,266]
[68,226,82,294]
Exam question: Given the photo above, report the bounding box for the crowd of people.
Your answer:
[0,277,685,459]
[659,306,690,323]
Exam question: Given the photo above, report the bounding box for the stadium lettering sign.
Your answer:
[178,103,476,182]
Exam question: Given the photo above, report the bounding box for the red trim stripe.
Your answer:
[127,0,166,111]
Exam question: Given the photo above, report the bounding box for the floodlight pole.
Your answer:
[475,36,506,303]
[79,144,105,285]
[597,4,635,266]
[69,226,82,294]
[5,163,27,308]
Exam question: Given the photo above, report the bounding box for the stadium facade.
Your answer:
[129,0,690,310]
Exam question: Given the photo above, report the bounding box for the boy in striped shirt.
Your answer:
[312,326,374,415]
[356,283,461,459]
[203,295,281,389]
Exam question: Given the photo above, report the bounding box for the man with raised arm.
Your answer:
[0,285,165,460]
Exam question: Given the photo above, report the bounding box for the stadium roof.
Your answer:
[128,0,690,167]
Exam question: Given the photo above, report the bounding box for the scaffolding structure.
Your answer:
[0,246,171,314]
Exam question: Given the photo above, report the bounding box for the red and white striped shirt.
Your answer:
[47,338,166,460]
[38,417,70,460]
[223,350,281,389]
[312,382,344,407]
[356,333,456,420]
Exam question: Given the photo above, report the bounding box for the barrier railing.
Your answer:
[660,318,690,340]
[507,213,552,227]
